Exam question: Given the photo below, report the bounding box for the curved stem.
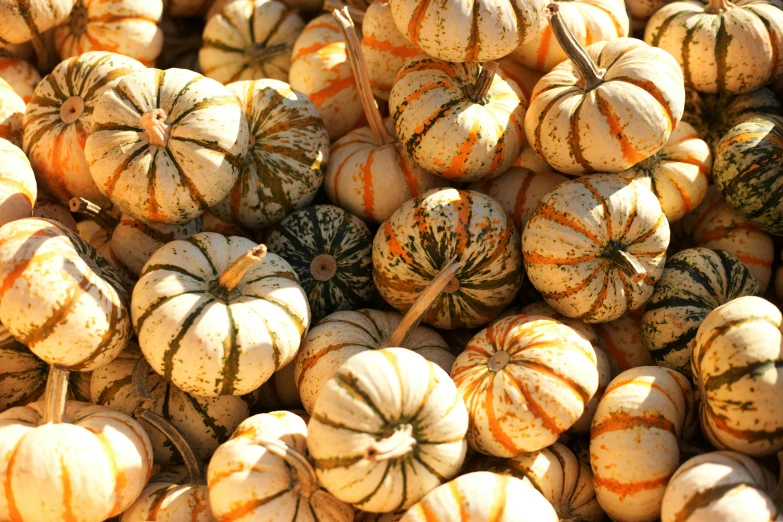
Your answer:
[136,409,206,485]
[69,197,119,232]
[43,366,69,424]
[382,259,462,348]
[141,109,171,147]
[246,42,292,62]
[604,245,646,283]
[469,61,499,104]
[213,244,267,297]
[365,424,416,461]
[323,0,365,23]
[332,7,396,146]
[546,3,604,90]
[252,436,318,498]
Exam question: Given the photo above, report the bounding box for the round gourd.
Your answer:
[210,79,330,228]
[0,322,46,411]
[266,205,374,322]
[0,0,74,46]
[522,174,670,323]
[131,232,309,397]
[451,314,599,456]
[645,0,783,94]
[0,217,131,371]
[524,7,685,175]
[642,247,759,376]
[85,67,248,224]
[54,0,164,66]
[200,0,304,84]
[389,0,548,63]
[208,411,354,521]
[0,53,41,103]
[373,188,523,329]
[308,348,469,513]
[692,296,783,456]
[0,76,25,148]
[593,314,654,375]
[618,121,711,223]
[389,56,527,182]
[0,138,35,227]
[23,51,144,207]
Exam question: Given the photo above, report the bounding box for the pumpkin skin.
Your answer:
[308,348,469,513]
[121,465,215,522]
[32,192,78,231]
[593,313,654,375]
[23,51,144,207]
[522,174,670,323]
[0,53,41,103]
[692,296,783,456]
[497,58,545,105]
[373,188,524,329]
[452,314,599,457]
[85,67,248,225]
[0,76,25,148]
[53,0,164,66]
[132,232,310,397]
[0,322,47,411]
[389,55,528,183]
[200,0,304,84]
[0,218,131,371]
[210,79,330,229]
[0,138,36,227]
[525,38,685,175]
[642,247,758,376]
[644,0,783,94]
[0,0,74,45]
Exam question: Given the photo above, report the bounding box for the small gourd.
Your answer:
[0,138,35,227]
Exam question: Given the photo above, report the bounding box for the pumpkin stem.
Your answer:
[382,259,462,348]
[604,243,646,283]
[332,7,396,146]
[310,253,338,282]
[704,0,733,13]
[323,0,365,22]
[212,244,267,298]
[468,61,499,104]
[246,42,293,63]
[69,197,119,232]
[253,436,319,498]
[43,366,69,424]
[141,108,171,147]
[365,424,416,461]
[546,3,604,90]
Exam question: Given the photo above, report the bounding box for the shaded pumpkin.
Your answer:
[0,137,36,227]
[593,313,654,375]
[0,321,47,411]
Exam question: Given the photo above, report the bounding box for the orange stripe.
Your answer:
[361,149,376,218]
[716,131,783,155]
[485,374,523,453]
[442,119,480,179]
[733,253,771,267]
[533,204,602,245]
[536,26,552,70]
[407,0,432,46]
[308,75,356,107]
[595,91,645,165]
[361,34,419,58]
[591,411,675,439]
[593,325,632,370]
[593,474,671,497]
[61,455,78,522]
[395,145,419,196]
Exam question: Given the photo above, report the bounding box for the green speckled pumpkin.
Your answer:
[266,205,373,323]
[0,321,46,411]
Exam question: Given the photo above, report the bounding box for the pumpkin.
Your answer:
[0,366,153,521]
[389,56,528,183]
[0,0,74,66]
[208,411,354,521]
[53,0,164,66]
[692,295,783,456]
[0,321,46,411]
[593,313,654,375]
[0,76,25,148]
[307,347,468,513]
[524,6,685,175]
[33,191,78,231]
[85,67,249,225]
[0,137,35,227]
[497,57,545,104]
[626,0,670,30]
[0,217,131,371]
[590,366,690,522]
[389,0,547,63]
[522,174,670,323]
[400,471,559,522]
[512,0,629,72]
[199,0,304,84]
[23,51,145,207]
[644,0,783,94]
[132,232,310,397]
[209,78,330,229]
[266,205,374,322]
[487,443,604,521]
[0,52,41,103]
[618,121,711,223]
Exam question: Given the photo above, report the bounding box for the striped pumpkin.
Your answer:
[692,296,783,456]
[524,13,685,175]
[626,0,671,30]
[307,348,468,513]
[0,217,131,371]
[23,51,145,207]
[512,0,629,72]
[208,411,354,521]
[122,464,215,522]
[642,247,758,377]
[514,141,554,171]
[210,79,330,228]
[713,116,783,235]
[389,55,528,182]
[452,314,599,456]
[373,188,523,329]
[522,174,670,323]
[618,121,711,223]
[497,57,545,105]
[0,76,25,148]
[0,321,46,411]
[487,443,604,521]
[0,52,40,103]
[400,472,559,522]
[389,0,548,63]
[53,0,164,66]
[0,0,74,45]
[201,209,250,238]
[0,138,35,227]
[590,366,689,522]
[200,0,304,84]
[681,185,774,293]
[593,313,654,375]
[295,308,453,413]
[288,14,362,141]
[645,0,783,94]
[85,68,248,225]
[131,232,310,397]
[266,205,374,323]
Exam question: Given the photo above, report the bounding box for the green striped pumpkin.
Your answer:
[642,247,758,377]
[713,116,783,235]
[0,321,46,412]
[266,205,373,323]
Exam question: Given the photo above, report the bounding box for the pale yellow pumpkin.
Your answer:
[0,76,25,148]
[0,138,35,227]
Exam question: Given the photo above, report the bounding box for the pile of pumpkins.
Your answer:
[0,0,782,520]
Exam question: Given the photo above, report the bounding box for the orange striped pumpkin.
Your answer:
[497,58,545,105]
[513,142,554,171]
[122,464,215,522]
[0,138,35,227]
[0,52,40,103]
[0,0,73,46]
[0,321,47,411]
[523,174,670,323]
[0,76,25,148]
[594,314,654,376]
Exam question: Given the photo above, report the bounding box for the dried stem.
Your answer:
[246,42,292,62]
[69,197,119,231]
[365,424,416,461]
[136,409,206,485]
[705,0,733,13]
[323,0,365,23]
[604,244,646,283]
[214,244,267,296]
[546,3,604,90]
[469,61,499,104]
[141,109,171,147]
[43,366,69,424]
